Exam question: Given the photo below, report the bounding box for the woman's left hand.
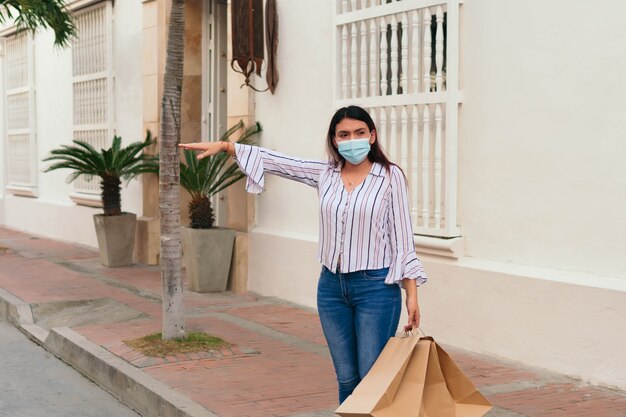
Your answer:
[402,279,420,329]
[405,295,420,329]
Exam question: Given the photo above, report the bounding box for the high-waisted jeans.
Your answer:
[317,265,401,404]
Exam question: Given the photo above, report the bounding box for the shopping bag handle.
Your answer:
[402,325,427,338]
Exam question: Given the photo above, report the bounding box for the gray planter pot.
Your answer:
[93,213,137,267]
[182,227,236,293]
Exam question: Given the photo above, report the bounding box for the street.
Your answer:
[0,319,141,417]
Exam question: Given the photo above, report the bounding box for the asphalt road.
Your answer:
[0,319,141,417]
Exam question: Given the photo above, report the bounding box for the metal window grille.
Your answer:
[334,0,462,238]
[71,2,114,195]
[4,32,37,188]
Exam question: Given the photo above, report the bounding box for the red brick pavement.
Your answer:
[451,352,543,387]
[488,383,626,417]
[1,226,625,417]
[227,304,328,346]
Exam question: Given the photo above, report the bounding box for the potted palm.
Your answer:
[43,132,159,267]
[180,120,261,292]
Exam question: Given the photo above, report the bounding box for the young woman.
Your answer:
[180,105,427,403]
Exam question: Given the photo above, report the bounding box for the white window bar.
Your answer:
[4,32,37,195]
[71,1,114,196]
[334,0,462,238]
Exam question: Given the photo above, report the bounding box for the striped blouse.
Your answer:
[234,143,427,287]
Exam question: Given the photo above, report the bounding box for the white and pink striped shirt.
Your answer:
[234,143,427,287]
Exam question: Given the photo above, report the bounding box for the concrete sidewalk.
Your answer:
[0,226,624,417]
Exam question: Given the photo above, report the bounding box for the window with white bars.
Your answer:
[71,1,114,195]
[335,0,461,238]
[4,32,37,193]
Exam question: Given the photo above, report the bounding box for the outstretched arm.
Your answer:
[179,141,235,158]
[180,142,327,193]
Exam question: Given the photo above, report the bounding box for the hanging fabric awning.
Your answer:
[231,0,265,91]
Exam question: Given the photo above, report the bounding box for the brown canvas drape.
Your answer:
[231,0,264,88]
[231,0,278,93]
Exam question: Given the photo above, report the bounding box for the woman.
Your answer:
[180,105,427,403]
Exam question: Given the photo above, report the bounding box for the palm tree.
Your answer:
[0,0,75,47]
[159,0,186,340]
[180,120,261,229]
[43,133,159,215]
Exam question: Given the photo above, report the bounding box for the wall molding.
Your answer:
[69,192,103,208]
[66,0,114,13]
[414,235,464,259]
[5,185,38,198]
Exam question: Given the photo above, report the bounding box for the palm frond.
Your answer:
[116,137,158,179]
[109,135,122,169]
[236,122,263,144]
[206,163,245,197]
[180,120,262,198]
[179,162,194,192]
[43,131,160,213]
[44,160,88,174]
[101,147,114,175]
[60,140,107,172]
[123,163,159,175]
[71,139,99,153]
[200,151,223,191]
[183,147,198,170]
[0,0,76,48]
[209,173,246,197]
[179,120,262,228]
[43,151,99,177]
[219,119,244,141]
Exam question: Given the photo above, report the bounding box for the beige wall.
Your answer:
[137,0,204,263]
[141,0,165,220]
[224,0,257,233]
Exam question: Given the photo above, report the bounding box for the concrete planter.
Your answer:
[93,213,137,267]
[182,227,235,293]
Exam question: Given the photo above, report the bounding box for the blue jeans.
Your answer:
[317,266,401,404]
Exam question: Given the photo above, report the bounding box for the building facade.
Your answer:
[1,0,625,389]
[0,0,145,246]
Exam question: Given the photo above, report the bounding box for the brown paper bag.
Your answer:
[335,335,492,417]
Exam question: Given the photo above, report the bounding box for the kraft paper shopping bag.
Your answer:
[334,334,422,417]
[335,335,492,417]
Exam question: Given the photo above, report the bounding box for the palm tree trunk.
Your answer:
[159,0,186,339]
[101,174,121,216]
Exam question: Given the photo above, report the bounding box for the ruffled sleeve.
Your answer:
[386,165,427,287]
[234,143,327,194]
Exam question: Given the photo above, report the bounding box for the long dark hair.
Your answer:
[326,105,392,170]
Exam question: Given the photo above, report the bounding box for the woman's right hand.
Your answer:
[178,142,232,159]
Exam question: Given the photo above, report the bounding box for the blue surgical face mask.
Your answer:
[338,138,371,165]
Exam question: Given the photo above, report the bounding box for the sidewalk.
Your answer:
[0,226,625,417]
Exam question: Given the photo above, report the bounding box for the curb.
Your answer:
[0,287,34,326]
[0,289,219,417]
[46,327,218,417]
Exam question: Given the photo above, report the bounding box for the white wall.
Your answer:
[252,0,334,238]
[1,1,145,246]
[246,0,334,304]
[459,0,626,281]
[420,255,626,389]
[245,0,626,389]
